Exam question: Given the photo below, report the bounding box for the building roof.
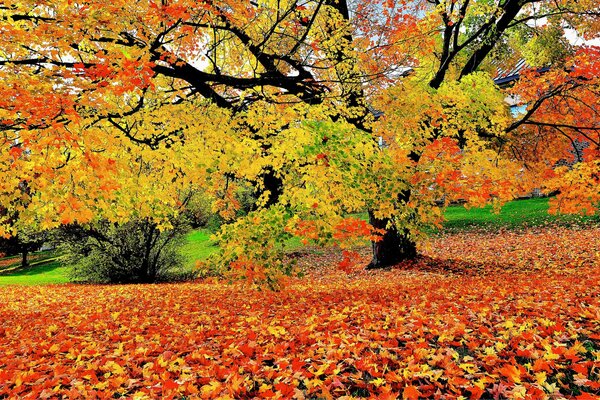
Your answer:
[493,59,550,87]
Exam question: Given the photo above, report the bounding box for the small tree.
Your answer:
[0,234,42,268]
[183,185,257,231]
[0,208,48,268]
[59,217,190,284]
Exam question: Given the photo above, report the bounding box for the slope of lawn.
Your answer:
[444,197,600,230]
[0,260,70,285]
[180,229,218,267]
[1,225,598,399]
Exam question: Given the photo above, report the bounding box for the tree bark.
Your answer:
[260,167,284,208]
[21,246,28,268]
[366,211,416,269]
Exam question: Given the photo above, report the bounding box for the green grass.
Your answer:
[0,261,70,286]
[180,229,218,267]
[179,229,305,267]
[443,197,600,230]
[0,230,219,286]
[1,197,598,286]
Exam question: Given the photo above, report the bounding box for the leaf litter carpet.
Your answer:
[0,226,599,399]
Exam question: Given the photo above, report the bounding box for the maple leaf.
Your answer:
[498,364,522,383]
[403,385,421,400]
[274,382,295,397]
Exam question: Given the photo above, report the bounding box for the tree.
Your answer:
[1,0,599,276]
[503,47,600,215]
[0,185,47,268]
[0,227,46,268]
[359,0,600,267]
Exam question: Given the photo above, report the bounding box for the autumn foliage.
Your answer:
[1,0,600,272]
[1,226,599,399]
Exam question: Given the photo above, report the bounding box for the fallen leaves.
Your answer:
[0,226,599,399]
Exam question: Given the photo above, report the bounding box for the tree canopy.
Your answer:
[1,0,599,279]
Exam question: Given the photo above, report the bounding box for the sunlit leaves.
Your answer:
[506,47,600,215]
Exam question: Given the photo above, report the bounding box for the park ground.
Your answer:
[0,198,599,398]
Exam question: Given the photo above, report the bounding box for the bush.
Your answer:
[183,191,215,228]
[184,186,258,231]
[58,217,191,283]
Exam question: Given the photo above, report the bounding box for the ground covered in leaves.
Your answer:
[0,226,599,399]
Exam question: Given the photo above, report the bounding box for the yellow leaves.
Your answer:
[48,343,60,354]
[520,24,570,68]
[104,361,126,376]
[267,325,287,338]
[459,363,478,375]
[132,392,151,400]
[370,377,386,387]
[509,384,527,399]
[534,371,547,386]
[544,160,600,216]
[200,380,222,398]
[46,324,59,337]
[542,344,562,361]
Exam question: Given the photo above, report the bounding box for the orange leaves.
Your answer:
[1,226,600,398]
[333,217,375,242]
[508,50,600,217]
[421,137,462,163]
[498,363,523,384]
[8,145,23,161]
[402,385,421,399]
[338,250,360,273]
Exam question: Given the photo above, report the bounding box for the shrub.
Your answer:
[184,186,258,231]
[183,191,215,229]
[58,217,190,283]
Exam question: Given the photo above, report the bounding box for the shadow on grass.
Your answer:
[0,260,63,277]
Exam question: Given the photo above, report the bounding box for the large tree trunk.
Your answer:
[366,211,417,269]
[259,167,284,208]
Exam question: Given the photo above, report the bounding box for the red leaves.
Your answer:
[338,250,359,273]
[291,358,305,372]
[274,382,295,397]
[8,145,23,160]
[467,385,485,400]
[315,152,329,166]
[1,226,599,398]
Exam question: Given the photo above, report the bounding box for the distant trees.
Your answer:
[0,231,46,268]
[0,207,47,268]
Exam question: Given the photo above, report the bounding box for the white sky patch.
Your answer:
[565,28,600,47]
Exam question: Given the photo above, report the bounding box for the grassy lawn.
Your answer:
[180,229,218,267]
[1,197,598,286]
[444,197,600,230]
[0,261,70,286]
